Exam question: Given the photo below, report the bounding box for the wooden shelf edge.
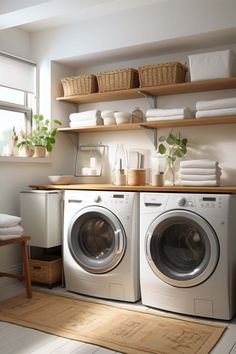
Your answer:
[30,183,236,193]
[58,115,236,133]
[56,77,236,104]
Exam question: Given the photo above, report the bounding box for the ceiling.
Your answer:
[0,0,166,32]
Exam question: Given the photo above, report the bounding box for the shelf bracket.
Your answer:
[140,125,158,151]
[138,91,157,108]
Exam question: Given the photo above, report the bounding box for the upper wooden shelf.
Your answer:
[58,115,236,133]
[56,77,236,104]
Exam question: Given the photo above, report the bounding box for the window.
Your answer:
[0,53,37,156]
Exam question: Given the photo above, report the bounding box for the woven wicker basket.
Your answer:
[30,255,62,286]
[138,62,187,87]
[96,68,139,92]
[61,74,98,96]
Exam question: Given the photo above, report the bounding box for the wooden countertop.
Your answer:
[30,184,236,193]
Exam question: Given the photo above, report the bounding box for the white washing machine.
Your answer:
[140,192,236,320]
[63,190,140,302]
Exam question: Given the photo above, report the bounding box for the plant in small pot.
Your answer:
[31,114,61,158]
[17,129,34,157]
[158,130,188,185]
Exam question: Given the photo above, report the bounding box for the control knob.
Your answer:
[93,195,101,203]
[177,197,186,207]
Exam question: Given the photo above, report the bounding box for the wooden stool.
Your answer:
[0,236,32,298]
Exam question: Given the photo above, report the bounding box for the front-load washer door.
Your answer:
[68,206,126,274]
[145,210,219,287]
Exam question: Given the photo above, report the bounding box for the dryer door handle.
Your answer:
[146,233,152,261]
[114,229,124,254]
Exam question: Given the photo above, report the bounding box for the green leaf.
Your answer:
[158,144,166,154]
[166,132,176,145]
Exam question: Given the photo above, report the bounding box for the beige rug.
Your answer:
[0,290,226,354]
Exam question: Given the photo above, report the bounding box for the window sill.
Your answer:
[0,156,52,163]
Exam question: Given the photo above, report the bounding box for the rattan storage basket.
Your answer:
[138,62,187,87]
[30,255,62,287]
[61,74,98,96]
[96,68,139,92]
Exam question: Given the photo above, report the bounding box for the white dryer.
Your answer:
[63,190,140,302]
[140,192,236,320]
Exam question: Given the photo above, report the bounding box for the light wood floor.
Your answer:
[1,282,236,354]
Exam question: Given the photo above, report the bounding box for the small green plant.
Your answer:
[31,114,61,152]
[158,130,188,184]
[17,129,34,150]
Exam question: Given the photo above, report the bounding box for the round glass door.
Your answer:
[145,210,219,287]
[68,206,126,274]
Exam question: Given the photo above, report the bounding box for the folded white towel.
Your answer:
[146,115,193,122]
[0,225,24,236]
[69,118,103,127]
[0,234,23,240]
[179,174,218,181]
[146,107,193,118]
[180,160,218,169]
[180,180,219,186]
[179,168,219,175]
[196,107,236,118]
[69,110,101,122]
[196,97,236,111]
[0,214,21,228]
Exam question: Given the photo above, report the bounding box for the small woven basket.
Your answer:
[61,74,98,96]
[138,62,187,87]
[96,68,139,92]
[30,255,62,286]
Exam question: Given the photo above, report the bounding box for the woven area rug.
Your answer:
[0,290,226,354]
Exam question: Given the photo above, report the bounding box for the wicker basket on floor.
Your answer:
[96,68,139,92]
[61,74,98,96]
[138,62,187,87]
[30,255,62,286]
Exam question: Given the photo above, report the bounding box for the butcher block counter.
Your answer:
[30,184,236,193]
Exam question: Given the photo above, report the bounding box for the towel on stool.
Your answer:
[0,225,24,236]
[0,214,21,228]
[0,234,23,240]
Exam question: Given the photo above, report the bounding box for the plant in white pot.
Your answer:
[30,114,61,157]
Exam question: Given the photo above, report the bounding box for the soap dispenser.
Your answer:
[112,144,127,186]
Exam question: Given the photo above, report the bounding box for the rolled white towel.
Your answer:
[69,110,101,122]
[180,160,218,169]
[69,117,103,127]
[0,214,21,228]
[146,107,193,118]
[180,180,219,186]
[146,114,193,121]
[196,97,236,111]
[179,168,220,175]
[196,107,236,118]
[0,225,24,236]
[0,234,23,240]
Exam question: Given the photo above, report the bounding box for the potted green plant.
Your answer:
[30,114,61,157]
[17,129,34,157]
[158,130,188,185]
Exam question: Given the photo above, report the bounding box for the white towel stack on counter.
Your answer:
[145,107,193,121]
[179,160,221,186]
[0,214,24,240]
[196,97,236,118]
[69,110,103,127]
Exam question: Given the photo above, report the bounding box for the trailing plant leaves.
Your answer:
[158,143,166,154]
[159,136,166,142]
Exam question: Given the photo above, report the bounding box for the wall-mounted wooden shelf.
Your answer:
[58,115,236,133]
[56,77,236,105]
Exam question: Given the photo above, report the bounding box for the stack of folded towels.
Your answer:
[196,97,236,118]
[145,107,193,121]
[0,214,24,240]
[69,110,103,127]
[179,160,221,186]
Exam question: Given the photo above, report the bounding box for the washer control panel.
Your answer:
[198,195,223,209]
